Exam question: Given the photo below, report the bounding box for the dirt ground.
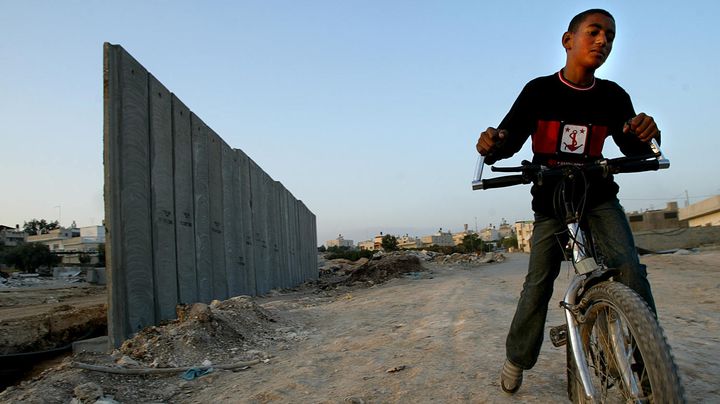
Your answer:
[0,283,107,355]
[1,250,718,403]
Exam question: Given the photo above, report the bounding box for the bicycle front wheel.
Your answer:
[567,281,684,403]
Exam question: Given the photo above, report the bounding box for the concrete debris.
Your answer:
[435,251,506,265]
[71,382,103,404]
[54,268,82,278]
[0,270,95,289]
[317,250,505,290]
[386,365,406,373]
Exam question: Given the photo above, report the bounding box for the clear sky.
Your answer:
[1,1,718,245]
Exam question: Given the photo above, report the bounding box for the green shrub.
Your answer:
[3,243,61,272]
[325,249,374,261]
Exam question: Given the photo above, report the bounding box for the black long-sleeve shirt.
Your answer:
[490,72,654,216]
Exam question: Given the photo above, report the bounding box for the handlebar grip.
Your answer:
[476,175,527,190]
[615,159,660,173]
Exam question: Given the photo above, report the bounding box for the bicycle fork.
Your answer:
[563,221,600,401]
[563,276,596,401]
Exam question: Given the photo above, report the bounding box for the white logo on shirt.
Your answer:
[560,124,588,154]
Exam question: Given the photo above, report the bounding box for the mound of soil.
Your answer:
[0,294,307,403]
[119,296,303,368]
[346,253,425,284]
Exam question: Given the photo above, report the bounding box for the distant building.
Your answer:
[356,233,390,251]
[27,225,106,264]
[452,224,477,246]
[27,227,81,252]
[498,218,514,239]
[397,235,423,249]
[679,195,720,227]
[326,234,354,248]
[514,221,534,253]
[480,224,500,242]
[421,228,454,247]
[0,224,27,247]
[626,202,688,232]
[61,225,106,252]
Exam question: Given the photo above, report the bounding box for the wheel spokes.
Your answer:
[586,305,653,403]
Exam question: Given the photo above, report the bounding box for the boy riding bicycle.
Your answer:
[475,9,661,394]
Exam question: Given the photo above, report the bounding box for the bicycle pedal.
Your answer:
[549,324,568,347]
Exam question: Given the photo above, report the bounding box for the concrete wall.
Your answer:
[633,226,720,252]
[103,43,317,347]
[678,195,720,226]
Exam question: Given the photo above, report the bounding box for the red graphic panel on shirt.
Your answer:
[533,120,561,154]
[587,125,608,156]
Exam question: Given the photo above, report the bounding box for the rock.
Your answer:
[73,382,103,403]
[116,355,141,367]
[673,249,693,255]
[187,303,212,322]
[386,365,406,373]
[95,398,120,404]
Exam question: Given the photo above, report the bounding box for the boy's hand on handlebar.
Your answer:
[623,113,659,142]
[476,128,507,162]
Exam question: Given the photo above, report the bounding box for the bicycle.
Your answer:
[472,140,685,403]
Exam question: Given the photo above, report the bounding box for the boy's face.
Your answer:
[563,13,616,70]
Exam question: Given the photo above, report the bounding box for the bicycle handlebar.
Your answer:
[471,139,669,191]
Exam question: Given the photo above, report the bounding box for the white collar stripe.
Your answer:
[558,71,595,91]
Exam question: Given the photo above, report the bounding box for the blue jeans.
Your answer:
[505,198,656,370]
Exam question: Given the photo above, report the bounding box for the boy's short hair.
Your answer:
[567,9,615,33]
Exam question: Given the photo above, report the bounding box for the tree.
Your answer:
[3,243,61,272]
[462,233,485,253]
[23,219,60,236]
[97,243,106,267]
[502,235,518,250]
[78,252,92,265]
[381,234,398,251]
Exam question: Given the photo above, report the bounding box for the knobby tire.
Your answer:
[566,281,684,403]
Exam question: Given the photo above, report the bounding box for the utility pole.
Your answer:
[684,190,690,207]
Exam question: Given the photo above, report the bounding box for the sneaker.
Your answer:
[500,360,523,394]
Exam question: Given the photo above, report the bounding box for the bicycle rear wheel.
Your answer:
[567,281,684,403]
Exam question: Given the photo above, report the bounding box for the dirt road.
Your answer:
[189,252,719,403]
[2,251,717,403]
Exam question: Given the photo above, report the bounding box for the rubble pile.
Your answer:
[317,250,506,289]
[118,296,303,368]
[434,251,506,265]
[0,270,87,289]
[318,251,429,289]
[346,253,425,284]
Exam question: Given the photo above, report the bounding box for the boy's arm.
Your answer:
[613,90,660,156]
[623,113,660,144]
[476,84,535,164]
